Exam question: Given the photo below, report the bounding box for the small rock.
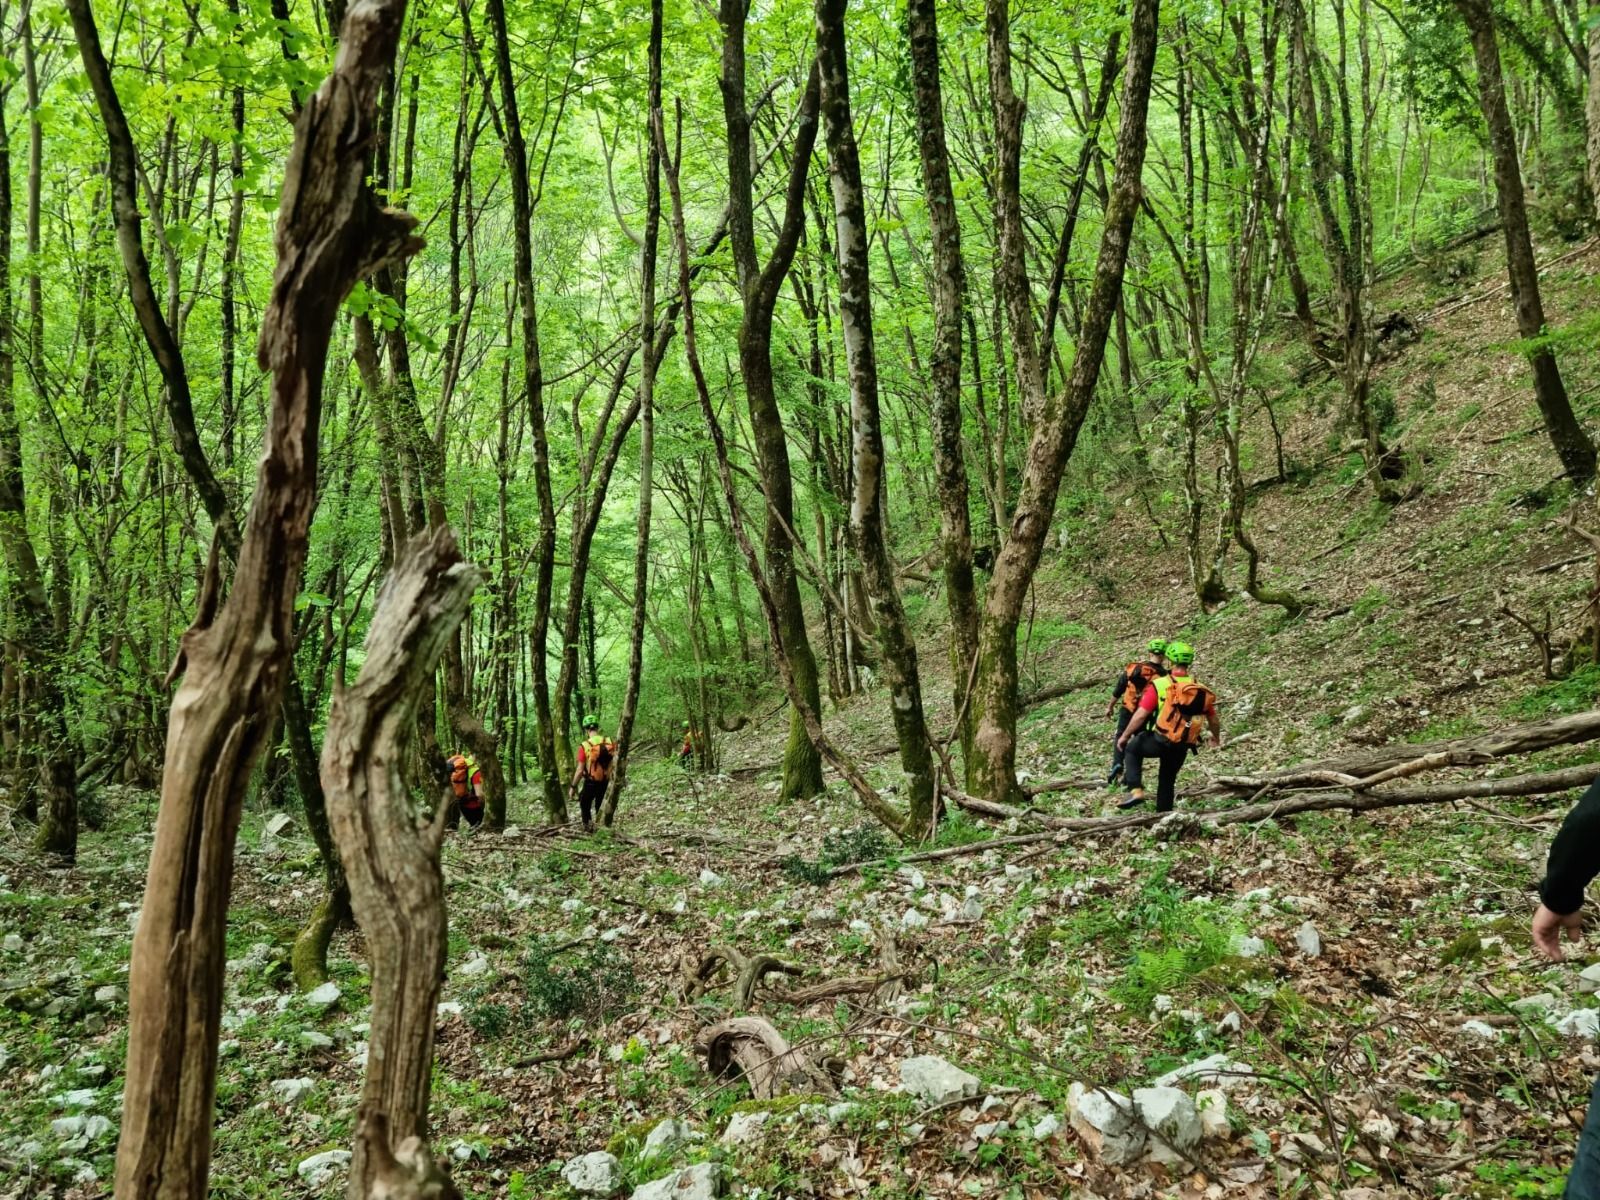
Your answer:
[1231,935,1267,958]
[1512,992,1557,1014]
[1031,1113,1062,1141]
[1216,1011,1242,1036]
[457,954,490,978]
[561,898,586,913]
[1067,1082,1145,1165]
[264,812,294,838]
[906,868,926,892]
[1580,963,1600,995]
[1340,704,1370,725]
[270,1077,315,1106]
[54,1088,99,1109]
[1553,1009,1600,1039]
[1133,1086,1201,1167]
[561,1150,624,1195]
[1458,1019,1500,1040]
[641,1116,693,1159]
[52,1115,87,1139]
[304,981,341,1011]
[82,1012,107,1035]
[1360,1112,1396,1144]
[1152,994,1174,1015]
[436,1001,463,1018]
[83,1114,114,1142]
[1196,1089,1230,1140]
[958,896,984,922]
[847,919,873,935]
[1280,1130,1330,1164]
[900,1055,981,1106]
[297,1149,352,1185]
[900,908,929,931]
[1295,922,1323,957]
[2,932,23,952]
[973,1119,1008,1140]
[697,869,725,889]
[720,1110,771,1145]
[76,1064,107,1082]
[1153,1053,1253,1091]
[806,906,840,928]
[1005,865,1034,886]
[630,1162,721,1200]
[825,1102,859,1123]
[301,1031,335,1050]
[93,985,124,1006]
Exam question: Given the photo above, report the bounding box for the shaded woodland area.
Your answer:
[3,0,1600,1195]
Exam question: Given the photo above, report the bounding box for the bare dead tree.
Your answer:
[110,2,421,1195]
[324,527,478,1199]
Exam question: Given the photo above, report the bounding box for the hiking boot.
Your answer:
[1106,764,1123,787]
[1116,792,1145,811]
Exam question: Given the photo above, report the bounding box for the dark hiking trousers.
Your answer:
[1109,708,1133,775]
[1567,1074,1600,1198]
[1122,731,1189,812]
[579,778,608,826]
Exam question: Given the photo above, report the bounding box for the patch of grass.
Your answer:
[1508,664,1600,719]
[931,810,989,849]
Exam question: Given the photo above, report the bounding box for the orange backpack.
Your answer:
[448,755,473,798]
[583,738,616,783]
[1122,662,1158,711]
[1154,677,1214,747]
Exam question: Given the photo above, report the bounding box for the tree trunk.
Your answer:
[906,0,980,771]
[107,2,420,1193]
[0,74,76,860]
[968,0,1161,804]
[1457,0,1597,483]
[607,0,664,828]
[484,0,564,821]
[719,0,826,801]
[816,0,936,834]
[324,527,474,1200]
[285,676,351,991]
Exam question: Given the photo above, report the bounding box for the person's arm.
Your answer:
[1207,711,1223,749]
[1117,687,1157,749]
[1533,780,1600,959]
[1105,670,1129,718]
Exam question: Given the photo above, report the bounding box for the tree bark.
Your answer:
[719,0,826,801]
[324,527,476,1200]
[816,0,936,833]
[109,3,420,1194]
[968,0,1161,804]
[1457,0,1596,483]
[905,0,980,772]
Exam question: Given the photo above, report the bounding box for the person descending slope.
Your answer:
[1104,639,1168,786]
[570,715,618,831]
[446,751,485,829]
[1114,640,1222,812]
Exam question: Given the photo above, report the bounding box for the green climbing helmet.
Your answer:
[1146,638,1167,655]
[1166,640,1195,666]
[683,721,691,729]
[582,713,600,729]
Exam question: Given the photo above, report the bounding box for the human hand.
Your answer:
[1532,903,1584,961]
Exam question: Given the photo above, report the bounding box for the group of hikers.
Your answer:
[1103,637,1223,812]
[443,715,705,834]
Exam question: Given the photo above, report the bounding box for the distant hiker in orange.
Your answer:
[1115,640,1222,812]
[679,721,699,770]
[446,751,485,829]
[1104,638,1168,786]
[570,714,618,831]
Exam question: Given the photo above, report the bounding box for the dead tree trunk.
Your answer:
[110,3,420,1195]
[324,527,476,1200]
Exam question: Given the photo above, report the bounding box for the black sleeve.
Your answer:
[1110,670,1130,701]
[1539,778,1600,915]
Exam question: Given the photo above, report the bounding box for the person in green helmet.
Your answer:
[570,714,618,831]
[1103,638,1169,786]
[1115,640,1222,812]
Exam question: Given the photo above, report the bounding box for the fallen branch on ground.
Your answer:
[695,1016,839,1100]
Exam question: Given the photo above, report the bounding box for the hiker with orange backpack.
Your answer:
[446,751,485,829]
[1104,638,1169,786]
[1114,640,1222,812]
[570,714,619,831]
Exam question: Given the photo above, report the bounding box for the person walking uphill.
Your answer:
[446,751,485,829]
[571,715,618,831]
[1532,777,1600,1198]
[1115,640,1221,812]
[1105,639,1168,785]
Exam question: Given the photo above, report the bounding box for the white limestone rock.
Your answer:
[641,1117,693,1159]
[1133,1086,1202,1167]
[719,1110,771,1146]
[1067,1082,1145,1165]
[561,1151,624,1195]
[900,1055,981,1106]
[630,1162,721,1200]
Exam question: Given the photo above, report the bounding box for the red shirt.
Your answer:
[1136,670,1217,717]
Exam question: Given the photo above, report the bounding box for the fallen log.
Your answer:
[695,1016,838,1100]
[1207,710,1600,794]
[944,761,1600,833]
[1021,674,1106,709]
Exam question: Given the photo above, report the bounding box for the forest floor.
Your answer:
[6,245,1600,1200]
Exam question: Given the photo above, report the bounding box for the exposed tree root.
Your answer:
[695,1016,838,1100]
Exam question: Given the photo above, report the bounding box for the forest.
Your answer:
[4,0,1600,1194]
